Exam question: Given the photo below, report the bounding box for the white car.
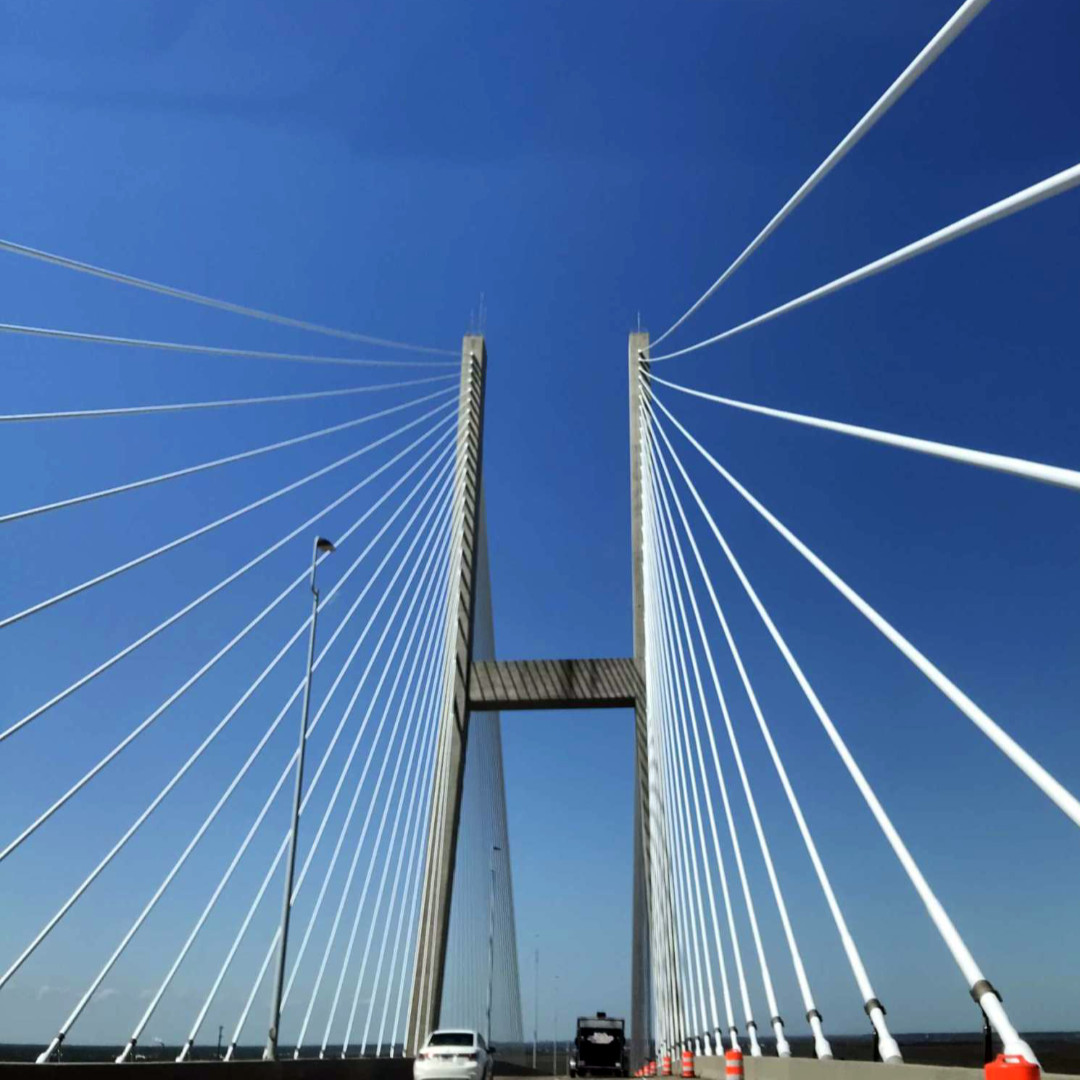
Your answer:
[414,1029,494,1080]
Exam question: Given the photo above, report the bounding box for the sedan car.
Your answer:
[414,1029,494,1080]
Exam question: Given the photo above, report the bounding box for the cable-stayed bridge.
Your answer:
[2,1,1079,1077]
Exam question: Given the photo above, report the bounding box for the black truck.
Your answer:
[568,1013,627,1078]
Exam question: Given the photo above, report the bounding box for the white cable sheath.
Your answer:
[0,321,456,368]
[0,386,455,524]
[0,374,457,422]
[192,461,455,1061]
[646,456,689,1051]
[0,396,456,630]
[279,504,456,1018]
[643,404,792,1057]
[27,454,457,1060]
[346,499,463,1056]
[651,393,1080,832]
[224,475,456,1055]
[654,603,701,1048]
[175,495,449,1065]
[649,419,901,1062]
[649,412,832,1061]
[0,237,457,356]
[338,550,457,1055]
[0,429,456,859]
[653,551,714,1050]
[0,416,455,747]
[386,560,458,1055]
[650,375,1080,493]
[651,0,993,347]
[320,552,449,1056]
[647,455,761,1054]
[173,459,450,1062]
[650,161,1080,362]
[650,407,1037,1064]
[649,495,746,1052]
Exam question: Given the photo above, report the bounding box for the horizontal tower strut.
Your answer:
[468,657,643,712]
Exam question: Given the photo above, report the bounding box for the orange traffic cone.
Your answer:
[681,1048,695,1078]
[986,1055,1039,1080]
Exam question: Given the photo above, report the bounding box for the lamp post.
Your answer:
[264,535,335,1061]
[533,941,539,1070]
[486,845,501,1046]
[553,975,560,1078]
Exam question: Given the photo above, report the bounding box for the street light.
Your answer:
[486,845,502,1046]
[533,939,539,1070]
[553,974,560,1078]
[264,536,335,1061]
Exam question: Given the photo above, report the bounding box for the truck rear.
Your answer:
[570,1013,627,1078]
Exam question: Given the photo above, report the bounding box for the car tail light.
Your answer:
[463,1053,478,1061]
[418,1051,430,1060]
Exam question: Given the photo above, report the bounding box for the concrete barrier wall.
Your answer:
[0,1062,413,1080]
[694,1056,1069,1080]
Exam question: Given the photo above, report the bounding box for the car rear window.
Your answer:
[429,1033,474,1047]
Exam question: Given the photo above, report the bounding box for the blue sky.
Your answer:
[1,0,1079,1053]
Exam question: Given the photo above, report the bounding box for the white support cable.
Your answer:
[390,684,452,1056]
[353,500,462,1058]
[657,510,732,1054]
[23,455,457,1061]
[37,598,325,1064]
[0,374,458,423]
[640,402,793,1058]
[406,428,474,1051]
[651,393,1080,834]
[325,556,449,1057]
[645,463,687,1053]
[651,0,993,348]
[661,518,721,1058]
[649,424,901,1062]
[648,501,735,1053]
[0,238,457,356]
[179,544,440,1062]
[645,409,832,1060]
[650,375,1080,493]
[338,554,457,1056]
[0,321,457,369]
[200,460,456,1062]
[661,505,764,1059]
[653,611,696,1050]
[410,421,476,1044]
[173,457,450,1064]
[279,499,456,1019]
[646,429,762,1054]
[650,406,1038,1064]
[141,478,454,1064]
[650,161,1080,363]
[0,429,457,861]
[653,570,711,1051]
[290,528,452,1058]
[0,395,457,630]
[410,556,464,1046]
[639,442,673,1058]
[0,414,456,747]
[0,385,456,525]
[225,475,456,1054]
[384,565,458,1057]
[21,444,455,1043]
[373,697,441,1057]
